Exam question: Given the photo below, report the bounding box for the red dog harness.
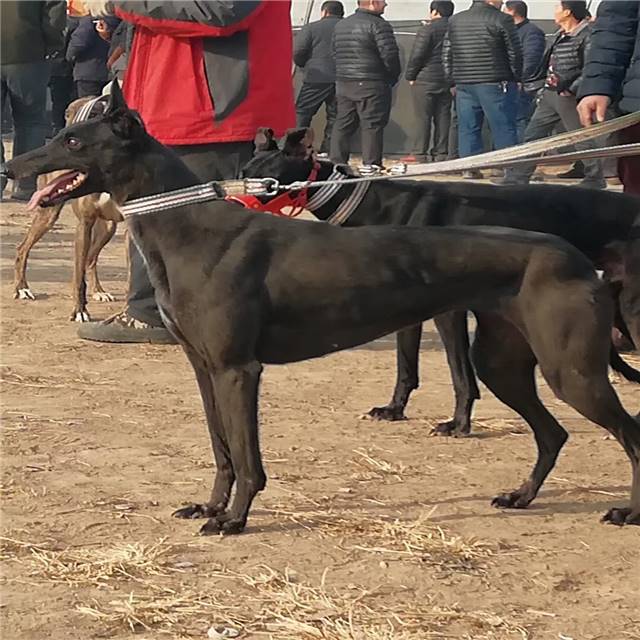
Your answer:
[225,162,320,218]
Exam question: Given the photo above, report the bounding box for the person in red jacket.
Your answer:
[79,0,295,344]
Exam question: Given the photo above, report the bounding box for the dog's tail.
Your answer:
[610,346,640,383]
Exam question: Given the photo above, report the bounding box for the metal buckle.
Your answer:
[245,178,280,197]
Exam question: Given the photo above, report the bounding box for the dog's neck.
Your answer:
[306,160,361,222]
[113,138,202,203]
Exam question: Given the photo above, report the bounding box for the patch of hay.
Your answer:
[0,536,174,585]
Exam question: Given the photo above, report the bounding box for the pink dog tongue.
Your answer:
[27,172,78,211]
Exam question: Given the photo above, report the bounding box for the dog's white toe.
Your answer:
[15,288,36,301]
[92,291,115,302]
[73,311,91,323]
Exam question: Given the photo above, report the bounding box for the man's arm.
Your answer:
[113,1,268,38]
[521,27,546,81]
[374,21,401,85]
[66,18,93,61]
[293,24,313,69]
[501,17,523,81]
[579,1,639,99]
[42,1,67,55]
[442,28,453,84]
[405,25,432,82]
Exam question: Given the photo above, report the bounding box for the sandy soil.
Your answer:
[1,198,639,640]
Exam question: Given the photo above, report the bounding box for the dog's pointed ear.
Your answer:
[283,128,314,157]
[108,108,146,140]
[254,127,276,151]
[106,80,128,115]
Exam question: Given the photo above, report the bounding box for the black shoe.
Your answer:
[578,178,607,190]
[557,163,585,180]
[77,311,178,344]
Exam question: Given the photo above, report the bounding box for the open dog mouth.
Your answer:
[28,171,88,210]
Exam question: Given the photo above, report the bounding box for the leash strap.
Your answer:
[305,169,348,210]
[72,95,110,124]
[119,183,223,218]
[326,179,370,226]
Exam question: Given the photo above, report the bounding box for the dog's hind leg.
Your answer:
[200,361,265,536]
[471,313,569,510]
[14,204,64,300]
[173,349,236,523]
[432,311,480,437]
[70,216,96,322]
[368,324,422,421]
[86,218,117,302]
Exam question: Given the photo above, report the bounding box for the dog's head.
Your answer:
[4,83,149,209]
[241,127,317,184]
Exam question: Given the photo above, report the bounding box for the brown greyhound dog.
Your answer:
[13,96,123,321]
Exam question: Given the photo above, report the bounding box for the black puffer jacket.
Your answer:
[294,15,342,84]
[541,21,592,94]
[578,0,640,113]
[405,17,449,91]
[333,8,401,85]
[442,0,522,84]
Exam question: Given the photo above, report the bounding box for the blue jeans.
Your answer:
[456,82,518,157]
[1,61,51,191]
[516,90,536,143]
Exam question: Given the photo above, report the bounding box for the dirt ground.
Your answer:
[1,196,639,640]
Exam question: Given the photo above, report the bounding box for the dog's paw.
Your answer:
[430,419,471,438]
[92,291,116,302]
[173,503,214,519]
[199,515,246,536]
[367,405,407,421]
[14,288,36,301]
[71,311,91,323]
[491,491,531,510]
[601,507,640,526]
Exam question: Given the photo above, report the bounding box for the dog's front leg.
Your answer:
[86,218,117,302]
[368,324,422,421]
[173,350,235,521]
[432,311,480,437]
[200,361,265,536]
[70,217,95,322]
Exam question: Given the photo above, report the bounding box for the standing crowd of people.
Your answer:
[1,0,640,345]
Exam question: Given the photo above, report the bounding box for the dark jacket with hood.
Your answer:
[1,0,66,65]
[66,15,121,82]
[405,16,449,91]
[578,0,640,113]
[443,0,523,84]
[333,8,401,85]
[294,14,342,84]
[516,18,546,82]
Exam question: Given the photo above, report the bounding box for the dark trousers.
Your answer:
[618,120,640,195]
[516,89,536,143]
[75,79,106,98]
[296,82,336,154]
[330,80,392,167]
[49,74,75,133]
[456,82,518,157]
[411,87,451,161]
[1,61,51,192]
[512,89,603,182]
[127,141,255,326]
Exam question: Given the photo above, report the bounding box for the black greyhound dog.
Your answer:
[242,129,640,437]
[5,86,640,533]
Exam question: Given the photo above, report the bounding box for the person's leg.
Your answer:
[455,84,484,157]
[432,90,452,161]
[410,86,430,160]
[506,91,561,183]
[448,97,458,160]
[330,82,360,165]
[49,74,75,134]
[295,82,325,128]
[554,93,605,186]
[617,121,640,195]
[5,61,50,195]
[516,89,535,144]
[357,81,392,167]
[0,73,8,196]
[321,84,337,155]
[476,81,518,150]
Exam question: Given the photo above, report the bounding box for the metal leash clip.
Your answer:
[386,163,408,176]
[246,177,280,196]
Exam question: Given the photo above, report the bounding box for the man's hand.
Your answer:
[578,95,611,127]
[409,80,415,86]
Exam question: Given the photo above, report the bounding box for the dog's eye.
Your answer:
[65,137,82,150]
